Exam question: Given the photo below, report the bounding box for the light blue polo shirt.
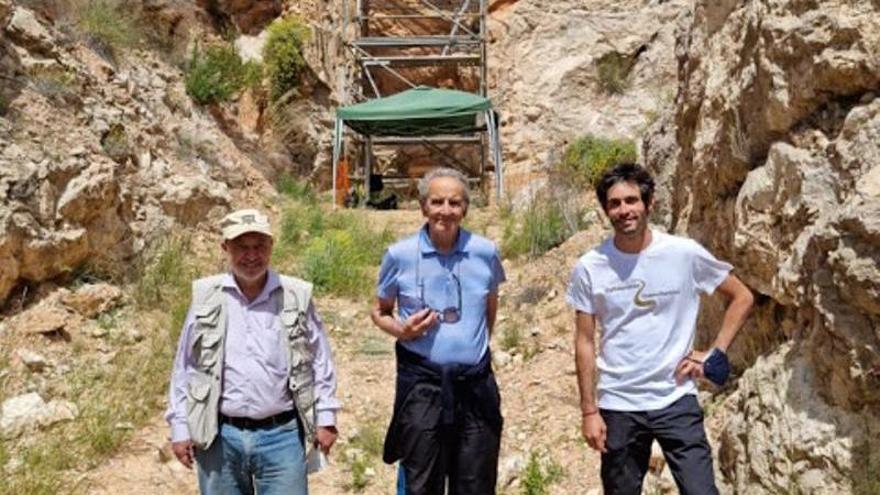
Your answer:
[377,225,506,365]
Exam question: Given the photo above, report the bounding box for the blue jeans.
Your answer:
[195,417,308,495]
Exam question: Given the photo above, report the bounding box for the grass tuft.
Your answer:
[100,123,130,163]
[501,198,571,259]
[29,66,79,103]
[500,324,522,353]
[595,51,633,95]
[76,0,142,62]
[301,226,390,297]
[521,451,564,495]
[343,420,385,492]
[277,173,317,203]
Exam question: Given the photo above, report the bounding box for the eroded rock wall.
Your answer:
[0,3,275,305]
[643,1,880,492]
[489,0,690,201]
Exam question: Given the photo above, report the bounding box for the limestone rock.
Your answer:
[493,349,512,368]
[0,393,78,438]
[159,175,231,226]
[497,453,525,488]
[642,1,880,492]
[16,300,70,336]
[716,344,878,494]
[5,7,56,56]
[489,0,690,200]
[16,349,49,372]
[235,31,268,63]
[62,283,122,318]
[0,12,278,306]
[0,214,21,306]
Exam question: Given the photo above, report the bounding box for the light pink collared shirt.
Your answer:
[166,271,340,443]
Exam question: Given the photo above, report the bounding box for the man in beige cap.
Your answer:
[166,208,340,495]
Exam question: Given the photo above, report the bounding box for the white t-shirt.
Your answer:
[566,230,732,411]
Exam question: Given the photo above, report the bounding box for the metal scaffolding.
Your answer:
[337,0,502,204]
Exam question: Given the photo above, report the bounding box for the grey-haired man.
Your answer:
[371,168,506,494]
[166,209,340,495]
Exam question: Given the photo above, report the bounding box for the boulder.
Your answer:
[62,283,122,318]
[0,392,78,438]
[16,349,50,372]
[5,7,56,56]
[16,300,70,337]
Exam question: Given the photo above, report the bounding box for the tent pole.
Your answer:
[365,136,373,208]
[495,113,504,199]
[485,110,496,198]
[479,132,487,178]
[486,110,502,200]
[332,118,341,208]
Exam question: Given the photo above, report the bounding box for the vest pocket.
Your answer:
[194,304,221,326]
[187,373,212,402]
[283,311,313,372]
[186,372,217,450]
[192,330,222,369]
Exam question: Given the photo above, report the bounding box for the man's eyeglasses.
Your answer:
[418,272,462,324]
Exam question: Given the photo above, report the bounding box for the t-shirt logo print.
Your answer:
[632,280,657,309]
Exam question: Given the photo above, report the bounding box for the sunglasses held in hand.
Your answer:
[418,272,462,324]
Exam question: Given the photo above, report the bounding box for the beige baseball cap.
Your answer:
[220,209,273,240]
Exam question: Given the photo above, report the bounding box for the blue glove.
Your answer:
[702,348,731,386]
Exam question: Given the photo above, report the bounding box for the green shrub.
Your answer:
[263,16,309,100]
[502,198,572,259]
[274,201,391,297]
[301,228,388,297]
[596,51,632,94]
[521,451,564,495]
[560,134,637,188]
[346,454,370,492]
[76,0,142,61]
[185,44,262,105]
[499,324,522,352]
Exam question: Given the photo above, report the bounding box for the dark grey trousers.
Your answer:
[600,394,719,495]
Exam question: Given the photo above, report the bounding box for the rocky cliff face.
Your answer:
[488,0,690,200]
[643,1,880,492]
[0,1,278,306]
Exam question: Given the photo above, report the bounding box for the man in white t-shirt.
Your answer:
[567,163,754,494]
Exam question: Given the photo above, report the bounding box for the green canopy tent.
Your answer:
[332,86,503,203]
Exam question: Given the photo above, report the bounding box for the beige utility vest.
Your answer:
[185,274,317,450]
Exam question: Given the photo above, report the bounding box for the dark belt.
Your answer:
[220,409,297,430]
